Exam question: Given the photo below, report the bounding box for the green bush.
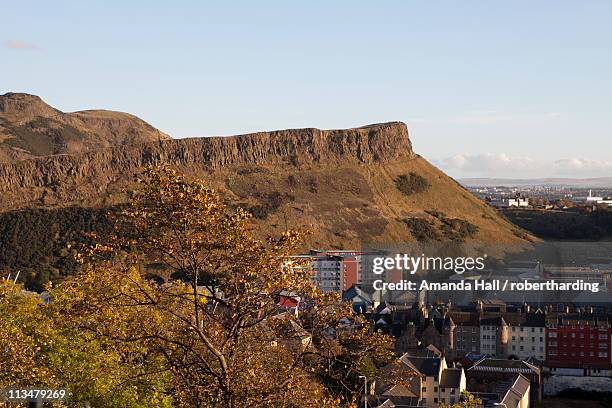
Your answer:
[395,173,430,196]
[404,218,440,241]
[440,217,479,241]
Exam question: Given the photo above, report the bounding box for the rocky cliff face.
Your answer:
[0,121,413,210]
[0,94,532,264]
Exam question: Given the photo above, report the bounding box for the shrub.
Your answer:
[404,218,440,241]
[395,173,430,196]
[440,217,479,241]
[244,191,293,219]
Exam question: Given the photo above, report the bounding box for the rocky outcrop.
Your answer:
[0,122,414,210]
[0,92,61,120]
[0,92,171,162]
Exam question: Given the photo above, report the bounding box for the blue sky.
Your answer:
[2,1,611,178]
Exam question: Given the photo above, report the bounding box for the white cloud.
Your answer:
[553,158,612,173]
[438,153,541,173]
[4,40,39,51]
[437,153,612,178]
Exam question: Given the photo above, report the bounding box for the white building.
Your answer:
[402,354,466,407]
[490,196,529,208]
[574,190,612,207]
[374,354,466,407]
[499,374,531,408]
[507,312,547,361]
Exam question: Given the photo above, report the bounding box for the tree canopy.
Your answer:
[0,165,393,408]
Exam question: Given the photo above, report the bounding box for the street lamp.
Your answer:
[359,375,368,408]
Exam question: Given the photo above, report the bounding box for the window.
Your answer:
[434,387,438,392]
[434,398,438,403]
[422,387,426,392]
[450,389,455,394]
[599,352,608,358]
[549,332,557,338]
[599,334,608,340]
[531,328,535,333]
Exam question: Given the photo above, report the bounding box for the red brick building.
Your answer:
[546,313,611,371]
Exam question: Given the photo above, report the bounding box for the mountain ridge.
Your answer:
[0,94,532,258]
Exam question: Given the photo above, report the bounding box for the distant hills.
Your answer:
[460,177,612,188]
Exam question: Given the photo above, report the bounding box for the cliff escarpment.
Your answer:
[0,94,534,288]
[0,122,413,210]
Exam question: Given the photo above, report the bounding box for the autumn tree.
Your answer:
[438,390,483,408]
[64,165,393,408]
[0,279,172,408]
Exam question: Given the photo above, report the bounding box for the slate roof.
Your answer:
[381,384,417,398]
[399,354,441,378]
[468,358,540,375]
[500,374,530,407]
[480,316,507,326]
[448,311,479,326]
[439,367,463,388]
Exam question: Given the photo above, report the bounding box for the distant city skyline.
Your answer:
[2,1,611,178]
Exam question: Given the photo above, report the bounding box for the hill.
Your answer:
[0,94,534,288]
[0,92,170,162]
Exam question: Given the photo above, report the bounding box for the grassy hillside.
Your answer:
[210,155,533,249]
[0,154,535,289]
